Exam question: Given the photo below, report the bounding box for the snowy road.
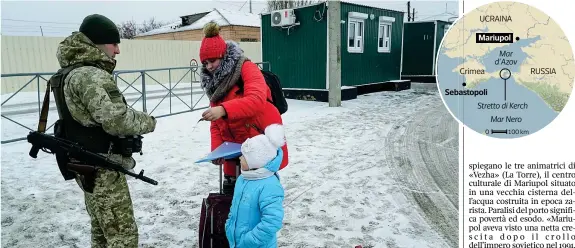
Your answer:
[384,84,459,248]
[1,83,459,248]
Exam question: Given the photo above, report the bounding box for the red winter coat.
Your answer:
[210,61,289,176]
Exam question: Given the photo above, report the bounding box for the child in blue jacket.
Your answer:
[225,124,286,248]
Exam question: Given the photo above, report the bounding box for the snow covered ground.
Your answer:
[1,83,459,248]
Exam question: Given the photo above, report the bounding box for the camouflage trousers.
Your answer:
[76,169,138,248]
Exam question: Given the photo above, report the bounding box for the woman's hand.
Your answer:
[212,158,225,165]
[202,106,227,121]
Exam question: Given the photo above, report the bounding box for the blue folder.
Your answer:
[195,142,242,163]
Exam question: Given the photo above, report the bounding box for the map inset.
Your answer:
[436,1,575,138]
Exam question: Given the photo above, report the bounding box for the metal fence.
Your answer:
[1,62,271,144]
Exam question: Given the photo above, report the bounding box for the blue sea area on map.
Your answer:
[482,36,540,73]
[437,31,558,138]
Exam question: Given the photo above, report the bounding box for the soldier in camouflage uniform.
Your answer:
[54,14,156,248]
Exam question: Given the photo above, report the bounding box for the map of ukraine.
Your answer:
[441,1,574,112]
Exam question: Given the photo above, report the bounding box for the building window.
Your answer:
[348,18,364,53]
[347,12,368,53]
[378,23,391,52]
[378,16,395,53]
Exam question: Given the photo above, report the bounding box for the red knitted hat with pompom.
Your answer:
[200,22,227,62]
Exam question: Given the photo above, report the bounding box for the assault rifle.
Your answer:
[27,131,158,186]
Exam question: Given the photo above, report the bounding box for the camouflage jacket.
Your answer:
[56,32,156,169]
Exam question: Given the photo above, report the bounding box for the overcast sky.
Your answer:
[1,0,459,37]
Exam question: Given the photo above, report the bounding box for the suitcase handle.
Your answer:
[219,164,222,194]
[219,160,241,194]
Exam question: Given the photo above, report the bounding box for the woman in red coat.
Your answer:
[199,22,289,195]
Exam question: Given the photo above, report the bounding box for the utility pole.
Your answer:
[39,26,44,36]
[249,0,252,13]
[328,0,341,107]
[407,1,411,21]
[412,8,415,21]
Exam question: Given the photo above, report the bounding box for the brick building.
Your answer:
[135,8,261,42]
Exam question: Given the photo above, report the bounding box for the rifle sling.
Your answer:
[37,81,51,133]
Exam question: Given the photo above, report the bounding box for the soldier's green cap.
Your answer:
[79,14,121,45]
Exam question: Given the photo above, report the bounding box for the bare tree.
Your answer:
[117,20,138,39]
[266,0,318,11]
[138,17,169,34]
[116,18,170,39]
